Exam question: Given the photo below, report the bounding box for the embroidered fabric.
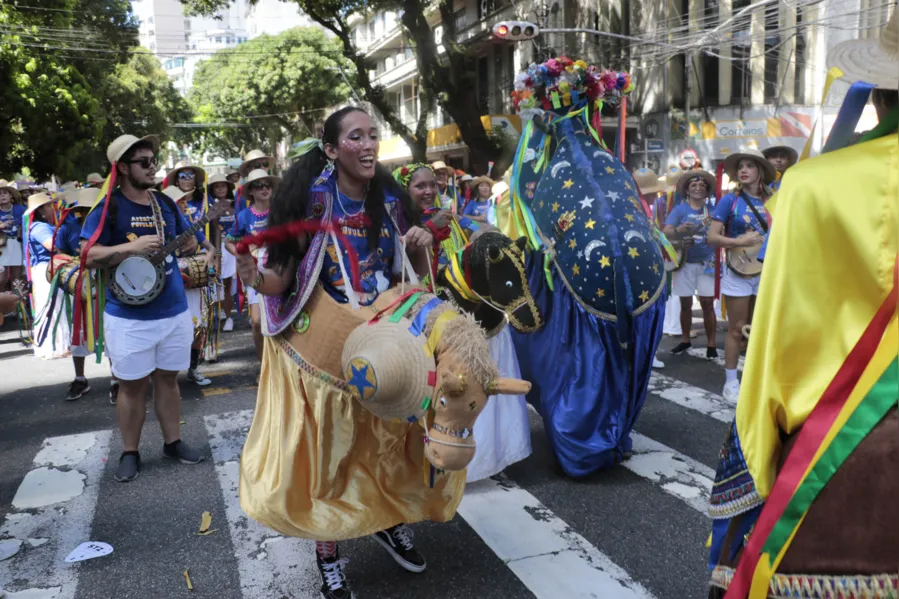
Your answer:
[709,420,764,520]
[710,565,899,599]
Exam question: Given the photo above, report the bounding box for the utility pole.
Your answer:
[685,54,692,145]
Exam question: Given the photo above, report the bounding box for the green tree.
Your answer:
[187,27,351,159]
[182,0,502,170]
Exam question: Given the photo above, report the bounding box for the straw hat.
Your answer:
[632,168,666,195]
[762,145,799,166]
[244,169,281,190]
[0,180,21,202]
[430,161,454,174]
[723,149,777,184]
[341,319,436,422]
[663,165,683,189]
[107,134,160,165]
[167,162,206,187]
[239,149,274,177]
[676,169,717,197]
[459,174,474,183]
[471,176,494,189]
[827,10,899,89]
[162,185,192,204]
[23,192,54,217]
[68,188,100,210]
[206,173,236,194]
[86,173,105,185]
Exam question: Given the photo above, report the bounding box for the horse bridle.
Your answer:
[479,244,543,333]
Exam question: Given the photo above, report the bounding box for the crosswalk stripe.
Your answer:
[204,410,319,599]
[0,431,112,599]
[684,347,745,371]
[648,373,734,423]
[626,433,715,514]
[459,476,657,599]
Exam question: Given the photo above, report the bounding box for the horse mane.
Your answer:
[410,293,499,388]
[467,231,512,265]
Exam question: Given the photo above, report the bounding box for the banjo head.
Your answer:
[112,256,164,305]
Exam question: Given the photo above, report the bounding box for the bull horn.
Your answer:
[487,377,532,396]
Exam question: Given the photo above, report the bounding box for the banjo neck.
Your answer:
[149,213,212,266]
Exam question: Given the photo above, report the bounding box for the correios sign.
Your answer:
[714,120,768,138]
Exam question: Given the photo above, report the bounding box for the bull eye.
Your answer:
[505,280,513,288]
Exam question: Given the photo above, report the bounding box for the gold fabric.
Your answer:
[736,135,899,498]
[239,334,465,541]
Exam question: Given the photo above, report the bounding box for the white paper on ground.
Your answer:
[63,542,113,563]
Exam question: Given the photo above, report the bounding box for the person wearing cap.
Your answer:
[80,134,206,482]
[53,188,102,401]
[225,168,278,362]
[762,145,798,188]
[663,170,719,359]
[24,192,71,360]
[164,182,218,386]
[86,173,105,189]
[706,149,775,402]
[707,13,899,596]
[208,173,237,332]
[0,180,25,295]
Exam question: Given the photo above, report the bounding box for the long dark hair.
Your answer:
[267,106,419,270]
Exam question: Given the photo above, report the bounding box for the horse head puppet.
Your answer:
[509,58,665,338]
[437,231,543,334]
[341,290,531,471]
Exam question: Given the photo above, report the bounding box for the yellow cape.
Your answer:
[737,134,899,498]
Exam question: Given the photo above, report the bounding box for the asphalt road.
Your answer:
[0,298,731,599]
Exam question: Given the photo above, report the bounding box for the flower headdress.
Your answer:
[392,163,433,190]
[511,56,635,113]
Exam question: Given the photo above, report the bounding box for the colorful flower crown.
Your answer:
[511,56,635,112]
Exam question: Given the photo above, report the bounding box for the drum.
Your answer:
[46,255,96,299]
[179,255,210,289]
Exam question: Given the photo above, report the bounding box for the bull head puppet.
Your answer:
[435,231,543,336]
[341,290,531,472]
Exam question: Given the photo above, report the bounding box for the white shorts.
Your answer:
[0,239,23,267]
[247,287,259,306]
[186,288,204,326]
[672,262,715,298]
[720,267,761,298]
[220,242,236,279]
[104,310,192,380]
[72,344,91,358]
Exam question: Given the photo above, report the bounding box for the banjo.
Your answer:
[725,195,767,278]
[109,199,230,306]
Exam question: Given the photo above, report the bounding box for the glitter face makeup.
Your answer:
[325,111,380,187]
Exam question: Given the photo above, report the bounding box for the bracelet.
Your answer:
[249,270,264,290]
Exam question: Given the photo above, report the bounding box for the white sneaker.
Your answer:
[187,369,212,387]
[652,356,665,368]
[722,379,741,402]
[222,317,234,332]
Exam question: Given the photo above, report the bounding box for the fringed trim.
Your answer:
[708,486,765,520]
[277,336,347,391]
[710,565,899,598]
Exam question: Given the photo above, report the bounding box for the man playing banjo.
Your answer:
[80,134,209,482]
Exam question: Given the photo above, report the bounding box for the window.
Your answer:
[148,16,154,24]
[401,81,420,128]
[477,0,495,20]
[215,36,223,43]
[404,47,413,60]
[226,37,233,44]
[454,7,467,30]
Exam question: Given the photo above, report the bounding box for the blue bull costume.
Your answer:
[507,63,667,477]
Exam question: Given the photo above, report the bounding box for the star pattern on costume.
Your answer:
[568,238,577,249]
[625,214,635,222]
[585,218,596,229]
[580,196,595,209]
[628,247,639,258]
[606,191,620,202]
[652,263,659,274]
[639,290,650,302]
[572,264,580,276]
[346,358,377,402]
[604,166,616,175]
[551,202,560,213]
[562,179,574,189]
[596,288,605,297]
[599,255,611,268]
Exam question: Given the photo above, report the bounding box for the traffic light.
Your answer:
[492,21,539,41]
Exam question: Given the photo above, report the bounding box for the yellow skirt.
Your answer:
[239,335,466,541]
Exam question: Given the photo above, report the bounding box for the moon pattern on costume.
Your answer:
[623,230,646,243]
[550,160,571,179]
[583,240,606,261]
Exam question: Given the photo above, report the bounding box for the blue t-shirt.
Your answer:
[28,222,54,267]
[1,204,26,240]
[712,192,769,239]
[231,206,268,240]
[665,201,714,263]
[186,198,205,224]
[80,190,196,321]
[462,200,489,218]
[321,192,395,305]
[217,198,236,236]
[56,220,83,256]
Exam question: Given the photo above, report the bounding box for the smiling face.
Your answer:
[737,159,760,186]
[176,169,197,192]
[324,110,379,184]
[248,179,273,204]
[686,178,709,201]
[477,182,492,199]
[210,181,229,200]
[407,168,438,211]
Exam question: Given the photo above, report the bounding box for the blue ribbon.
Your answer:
[409,297,443,337]
[822,81,875,154]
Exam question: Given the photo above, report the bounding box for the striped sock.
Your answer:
[315,541,337,559]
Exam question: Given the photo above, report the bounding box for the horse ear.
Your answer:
[514,236,528,252]
[488,378,532,396]
[487,245,503,263]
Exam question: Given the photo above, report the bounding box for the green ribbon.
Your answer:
[389,292,424,323]
[288,138,324,159]
[858,105,899,144]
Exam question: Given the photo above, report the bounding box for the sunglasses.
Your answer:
[126,157,158,169]
[250,181,272,191]
[178,171,196,180]
[250,161,268,170]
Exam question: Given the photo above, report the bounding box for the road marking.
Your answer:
[459,476,656,599]
[201,387,232,397]
[626,433,715,514]
[204,370,234,378]
[648,373,734,423]
[0,431,112,599]
[684,347,745,371]
[204,410,319,598]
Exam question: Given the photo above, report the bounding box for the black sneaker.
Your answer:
[671,341,692,355]
[707,347,719,359]
[371,524,426,573]
[317,553,354,599]
[162,440,204,465]
[109,381,119,405]
[115,453,141,482]
[65,378,91,402]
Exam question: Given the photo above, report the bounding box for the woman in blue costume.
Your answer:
[506,58,667,477]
